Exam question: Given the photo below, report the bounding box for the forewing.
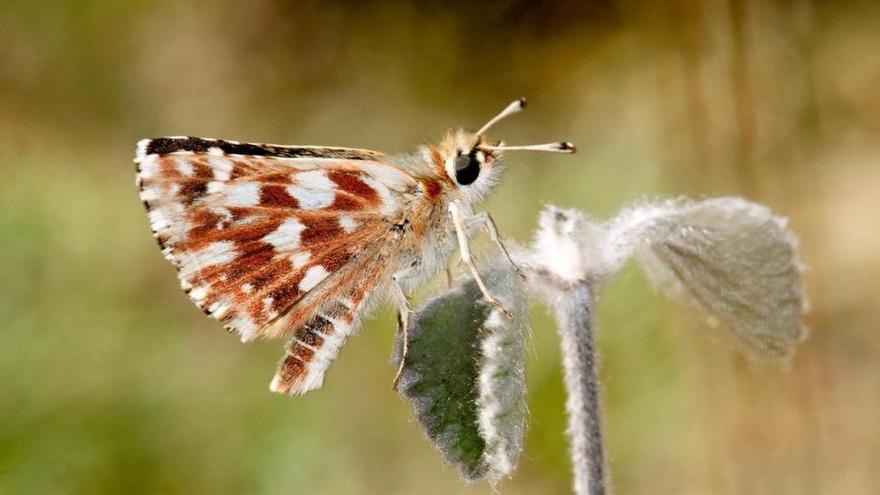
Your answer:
[135,137,416,345]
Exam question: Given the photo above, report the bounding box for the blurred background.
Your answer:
[2,1,878,493]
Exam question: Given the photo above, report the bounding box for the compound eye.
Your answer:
[454,151,480,185]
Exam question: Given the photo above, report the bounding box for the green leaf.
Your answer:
[394,263,528,483]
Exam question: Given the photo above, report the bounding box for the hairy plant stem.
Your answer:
[551,281,607,495]
[520,253,609,495]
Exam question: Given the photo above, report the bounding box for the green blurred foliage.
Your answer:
[2,1,879,493]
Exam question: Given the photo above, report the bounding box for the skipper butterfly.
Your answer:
[135,99,574,395]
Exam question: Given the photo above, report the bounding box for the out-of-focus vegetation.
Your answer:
[2,1,878,493]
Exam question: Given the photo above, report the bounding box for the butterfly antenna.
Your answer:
[475,98,576,153]
[475,98,527,137]
[483,142,577,154]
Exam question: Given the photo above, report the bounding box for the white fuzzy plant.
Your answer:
[393,197,806,495]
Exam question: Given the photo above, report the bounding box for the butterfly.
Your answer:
[134,98,575,395]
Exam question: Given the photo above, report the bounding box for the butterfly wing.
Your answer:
[136,137,417,393]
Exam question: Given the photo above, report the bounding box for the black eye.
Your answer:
[453,151,480,185]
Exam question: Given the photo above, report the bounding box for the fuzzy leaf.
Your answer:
[532,198,807,358]
[394,261,528,484]
[610,197,807,358]
[475,265,529,484]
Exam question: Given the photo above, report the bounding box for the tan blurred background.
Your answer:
[2,1,878,493]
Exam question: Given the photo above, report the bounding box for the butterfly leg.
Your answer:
[465,211,527,280]
[449,203,512,319]
[391,265,417,390]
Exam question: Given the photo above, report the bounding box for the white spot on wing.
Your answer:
[190,286,207,302]
[286,170,336,209]
[262,217,306,249]
[139,185,162,201]
[148,202,186,239]
[138,155,160,178]
[297,362,328,393]
[180,241,237,273]
[269,371,289,393]
[361,176,397,215]
[209,157,233,181]
[224,182,260,206]
[290,252,311,269]
[233,313,260,342]
[295,170,335,190]
[135,139,151,162]
[338,215,358,233]
[176,156,194,177]
[210,302,230,319]
[287,186,335,209]
[299,265,329,292]
[207,181,224,194]
[148,207,172,232]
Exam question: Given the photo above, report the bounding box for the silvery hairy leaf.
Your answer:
[531,198,806,358]
[601,197,807,358]
[393,259,528,484]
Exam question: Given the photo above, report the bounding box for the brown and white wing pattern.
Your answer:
[135,137,417,394]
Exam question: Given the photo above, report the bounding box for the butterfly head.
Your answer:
[434,98,576,205]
